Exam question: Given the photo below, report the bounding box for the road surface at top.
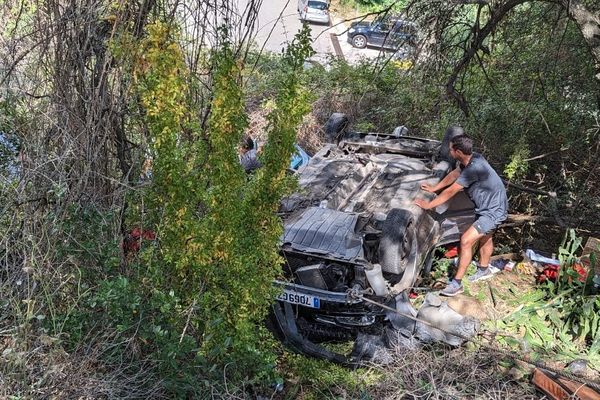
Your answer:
[239,0,333,56]
[179,0,393,65]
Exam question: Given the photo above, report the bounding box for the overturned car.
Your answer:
[269,114,478,363]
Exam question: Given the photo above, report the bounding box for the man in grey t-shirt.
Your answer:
[414,134,508,296]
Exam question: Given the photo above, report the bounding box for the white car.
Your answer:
[298,0,330,24]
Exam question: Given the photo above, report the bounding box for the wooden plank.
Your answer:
[531,369,571,400]
[581,237,600,275]
[558,377,600,400]
[329,33,344,59]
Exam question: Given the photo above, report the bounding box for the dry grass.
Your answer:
[296,113,325,155]
[273,344,540,400]
[0,326,166,399]
[246,108,325,156]
[366,344,539,399]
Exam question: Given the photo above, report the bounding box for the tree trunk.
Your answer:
[561,0,600,82]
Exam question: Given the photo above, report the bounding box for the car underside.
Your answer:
[269,116,476,363]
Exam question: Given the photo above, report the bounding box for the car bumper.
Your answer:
[304,14,330,24]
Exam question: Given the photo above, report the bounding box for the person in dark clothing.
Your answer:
[239,136,262,173]
[414,134,508,296]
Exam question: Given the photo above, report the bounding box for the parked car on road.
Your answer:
[268,114,475,363]
[347,15,417,50]
[297,0,330,24]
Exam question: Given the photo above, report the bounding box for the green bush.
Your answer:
[35,21,316,396]
[496,230,600,363]
[106,22,313,389]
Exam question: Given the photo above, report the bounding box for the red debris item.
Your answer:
[142,229,156,241]
[122,227,156,257]
[444,246,459,258]
[409,290,418,299]
[537,264,559,283]
[531,368,571,400]
[537,263,589,284]
[128,227,140,240]
[572,263,588,283]
[557,376,600,400]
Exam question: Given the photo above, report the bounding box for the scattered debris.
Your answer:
[414,293,480,346]
[524,248,560,265]
[531,368,600,400]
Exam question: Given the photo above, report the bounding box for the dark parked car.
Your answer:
[268,114,475,363]
[347,16,417,50]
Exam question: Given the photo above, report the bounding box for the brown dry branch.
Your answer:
[404,0,600,116]
[0,0,269,396]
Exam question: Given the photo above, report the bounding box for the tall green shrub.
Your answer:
[127,21,314,385]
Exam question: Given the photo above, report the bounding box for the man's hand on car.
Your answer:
[420,183,436,193]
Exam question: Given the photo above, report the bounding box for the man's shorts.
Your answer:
[473,215,501,235]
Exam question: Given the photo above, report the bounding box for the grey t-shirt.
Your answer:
[456,153,508,223]
[240,149,262,173]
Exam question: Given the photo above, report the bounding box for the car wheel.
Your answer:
[440,126,464,162]
[352,34,367,49]
[324,112,349,143]
[422,248,435,275]
[379,209,415,275]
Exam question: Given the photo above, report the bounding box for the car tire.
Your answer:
[379,209,414,275]
[440,126,464,162]
[324,112,349,143]
[351,34,367,49]
[422,248,435,275]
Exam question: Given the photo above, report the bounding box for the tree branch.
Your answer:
[446,0,530,116]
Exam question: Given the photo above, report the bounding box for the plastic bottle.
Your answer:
[365,263,388,296]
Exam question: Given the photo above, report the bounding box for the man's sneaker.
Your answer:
[468,267,494,283]
[440,279,464,297]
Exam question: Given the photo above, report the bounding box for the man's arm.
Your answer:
[414,182,463,210]
[422,167,460,193]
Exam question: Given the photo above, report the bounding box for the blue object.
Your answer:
[525,249,559,265]
[252,139,310,171]
[290,144,310,170]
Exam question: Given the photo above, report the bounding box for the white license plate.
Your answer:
[277,290,321,309]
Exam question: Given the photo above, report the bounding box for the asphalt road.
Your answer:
[190,0,391,64]
[240,0,334,57]
[246,0,394,64]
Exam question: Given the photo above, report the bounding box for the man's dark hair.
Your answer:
[450,134,473,155]
[241,136,254,151]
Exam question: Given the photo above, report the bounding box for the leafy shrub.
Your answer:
[38,21,315,396]
[114,21,313,388]
[496,230,600,363]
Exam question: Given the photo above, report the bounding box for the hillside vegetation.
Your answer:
[1,0,599,398]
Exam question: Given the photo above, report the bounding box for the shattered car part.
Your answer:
[414,293,480,347]
[269,115,477,363]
